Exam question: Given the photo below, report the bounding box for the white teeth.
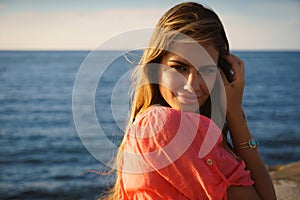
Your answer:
[176,92,201,98]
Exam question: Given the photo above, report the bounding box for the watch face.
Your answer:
[249,139,258,148]
[235,138,258,151]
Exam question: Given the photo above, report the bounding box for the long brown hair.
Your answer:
[100,2,232,199]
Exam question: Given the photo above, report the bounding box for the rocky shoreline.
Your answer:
[268,161,300,200]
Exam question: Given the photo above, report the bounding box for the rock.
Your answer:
[269,161,300,200]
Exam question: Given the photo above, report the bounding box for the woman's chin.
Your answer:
[179,103,199,113]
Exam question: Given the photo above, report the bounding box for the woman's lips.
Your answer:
[176,93,200,104]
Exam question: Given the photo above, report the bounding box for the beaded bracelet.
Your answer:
[235,138,259,151]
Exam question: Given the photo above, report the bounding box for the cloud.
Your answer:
[0,6,299,50]
[221,12,300,50]
[0,8,165,50]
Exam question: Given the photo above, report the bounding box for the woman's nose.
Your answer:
[183,70,202,93]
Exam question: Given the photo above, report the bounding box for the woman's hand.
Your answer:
[218,54,277,199]
[218,54,245,121]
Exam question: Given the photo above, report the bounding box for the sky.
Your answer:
[0,0,299,50]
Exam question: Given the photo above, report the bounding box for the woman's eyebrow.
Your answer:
[168,60,189,67]
[199,64,217,68]
[169,59,217,69]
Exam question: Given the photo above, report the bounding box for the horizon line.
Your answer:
[0,48,299,52]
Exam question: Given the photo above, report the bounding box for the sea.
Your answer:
[0,50,299,199]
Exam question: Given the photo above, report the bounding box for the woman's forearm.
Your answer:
[226,110,277,200]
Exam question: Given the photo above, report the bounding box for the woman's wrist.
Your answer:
[226,108,254,148]
[226,108,248,127]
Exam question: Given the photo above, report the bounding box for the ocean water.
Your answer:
[0,50,299,199]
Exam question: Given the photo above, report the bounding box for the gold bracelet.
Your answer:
[235,138,258,151]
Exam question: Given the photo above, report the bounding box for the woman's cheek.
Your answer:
[201,74,217,93]
[159,70,185,92]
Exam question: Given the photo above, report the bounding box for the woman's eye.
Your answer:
[171,65,188,72]
[199,68,215,75]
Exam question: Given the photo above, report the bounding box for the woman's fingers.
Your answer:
[218,54,245,115]
[224,54,245,85]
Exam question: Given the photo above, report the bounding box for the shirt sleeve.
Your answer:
[120,106,254,200]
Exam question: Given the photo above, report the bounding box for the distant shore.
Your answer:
[268,161,300,200]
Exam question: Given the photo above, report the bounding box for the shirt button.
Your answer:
[206,159,213,166]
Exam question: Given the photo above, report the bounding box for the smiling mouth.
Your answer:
[176,93,200,104]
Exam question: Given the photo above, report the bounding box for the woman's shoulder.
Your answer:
[127,105,216,142]
[135,105,212,124]
[129,105,181,139]
[135,105,180,121]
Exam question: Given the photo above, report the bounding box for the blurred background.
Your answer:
[0,0,299,199]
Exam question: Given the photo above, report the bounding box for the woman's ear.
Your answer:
[218,57,233,83]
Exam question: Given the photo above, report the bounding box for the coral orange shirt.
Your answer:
[119,106,254,200]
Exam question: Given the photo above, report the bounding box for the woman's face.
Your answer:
[158,42,219,112]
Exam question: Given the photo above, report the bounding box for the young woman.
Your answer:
[102,2,276,199]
